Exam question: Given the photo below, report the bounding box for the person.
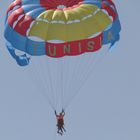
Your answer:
[55,109,66,135]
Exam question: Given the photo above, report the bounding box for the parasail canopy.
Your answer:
[4,0,121,110]
[4,0,121,66]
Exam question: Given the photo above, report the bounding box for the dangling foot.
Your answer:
[62,127,66,132]
[57,131,63,135]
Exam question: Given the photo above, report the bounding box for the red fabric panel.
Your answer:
[107,0,115,8]
[8,7,34,36]
[8,8,24,27]
[14,16,34,36]
[102,3,117,21]
[40,0,83,10]
[7,0,21,13]
[45,34,103,57]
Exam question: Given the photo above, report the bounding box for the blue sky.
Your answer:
[0,0,140,140]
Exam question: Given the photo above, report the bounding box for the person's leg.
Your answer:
[62,125,66,132]
[60,127,63,133]
[57,125,59,133]
[57,128,62,135]
[58,128,63,135]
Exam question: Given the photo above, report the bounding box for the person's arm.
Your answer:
[55,110,57,116]
[62,109,65,116]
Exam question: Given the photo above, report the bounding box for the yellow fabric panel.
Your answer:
[39,10,55,21]
[63,9,77,21]
[51,10,66,21]
[29,4,112,42]
[93,10,112,29]
[79,4,99,12]
[45,23,67,41]
[38,4,99,22]
[58,4,98,21]
[71,5,97,19]
[29,22,67,41]
[29,21,49,40]
[65,16,106,41]
[65,23,87,41]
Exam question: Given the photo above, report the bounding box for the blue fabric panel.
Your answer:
[22,0,40,5]
[84,0,102,8]
[6,41,30,66]
[103,18,121,46]
[26,39,46,56]
[22,5,46,19]
[4,24,46,56]
[4,23,27,51]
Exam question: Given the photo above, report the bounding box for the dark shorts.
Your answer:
[57,121,64,127]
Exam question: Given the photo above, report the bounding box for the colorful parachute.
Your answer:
[4,0,121,66]
[4,0,121,110]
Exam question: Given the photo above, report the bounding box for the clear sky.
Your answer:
[0,0,140,140]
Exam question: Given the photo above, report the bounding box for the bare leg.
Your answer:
[57,129,62,135]
[62,126,66,132]
[60,127,63,134]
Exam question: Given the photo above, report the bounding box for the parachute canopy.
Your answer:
[4,0,121,66]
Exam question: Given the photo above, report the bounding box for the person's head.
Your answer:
[59,113,62,116]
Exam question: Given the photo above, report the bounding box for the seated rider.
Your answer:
[55,109,66,135]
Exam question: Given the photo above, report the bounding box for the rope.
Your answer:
[25,45,110,112]
[27,56,56,110]
[64,46,109,109]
